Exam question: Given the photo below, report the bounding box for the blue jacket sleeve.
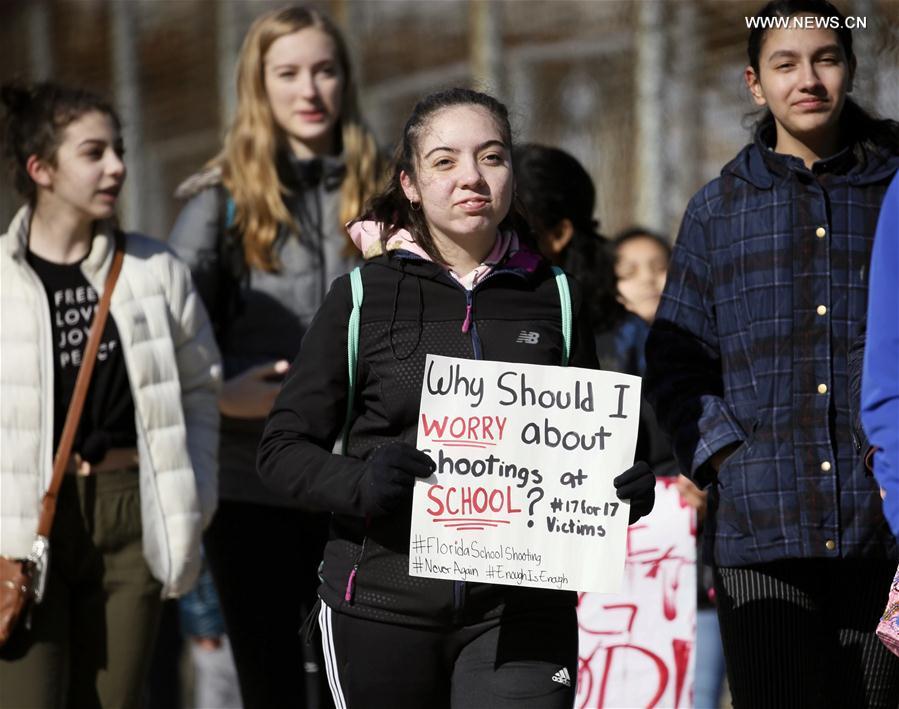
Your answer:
[862,174,899,539]
[644,204,745,483]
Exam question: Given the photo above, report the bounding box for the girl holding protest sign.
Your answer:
[645,0,899,706]
[258,88,656,708]
[168,5,382,705]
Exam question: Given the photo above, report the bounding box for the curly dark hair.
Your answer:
[513,143,625,335]
[1,81,120,204]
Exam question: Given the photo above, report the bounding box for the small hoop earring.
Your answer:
[409,199,421,212]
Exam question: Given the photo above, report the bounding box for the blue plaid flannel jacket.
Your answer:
[646,130,899,567]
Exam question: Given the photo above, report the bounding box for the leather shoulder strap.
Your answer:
[36,232,126,537]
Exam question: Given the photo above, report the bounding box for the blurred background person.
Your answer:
[646,0,899,706]
[0,81,220,709]
[512,143,627,370]
[614,225,727,709]
[613,227,669,372]
[516,142,725,707]
[611,227,674,465]
[512,146,664,473]
[167,5,381,708]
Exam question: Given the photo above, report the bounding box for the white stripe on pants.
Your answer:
[318,602,348,709]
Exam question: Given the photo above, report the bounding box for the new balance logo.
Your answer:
[516,330,540,344]
[551,667,571,687]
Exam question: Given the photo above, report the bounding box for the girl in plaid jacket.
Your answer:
[646,1,899,707]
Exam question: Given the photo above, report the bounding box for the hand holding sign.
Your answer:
[614,461,656,524]
[359,442,436,516]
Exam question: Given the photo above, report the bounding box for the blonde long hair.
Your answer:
[213,6,381,271]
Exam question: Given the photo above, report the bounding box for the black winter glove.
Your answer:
[358,442,436,517]
[614,461,656,524]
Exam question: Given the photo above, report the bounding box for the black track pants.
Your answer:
[318,602,578,709]
[714,559,899,709]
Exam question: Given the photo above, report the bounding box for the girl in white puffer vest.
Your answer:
[0,81,221,708]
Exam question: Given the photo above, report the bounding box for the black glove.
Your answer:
[614,461,656,524]
[358,442,436,517]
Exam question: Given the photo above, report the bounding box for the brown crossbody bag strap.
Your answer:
[0,232,125,648]
[36,232,126,537]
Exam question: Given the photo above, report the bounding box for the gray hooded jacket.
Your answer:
[168,154,357,506]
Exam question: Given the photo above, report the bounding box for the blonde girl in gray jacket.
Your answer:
[168,6,382,707]
[0,82,221,708]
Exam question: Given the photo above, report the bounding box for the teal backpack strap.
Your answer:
[341,266,364,454]
[551,266,572,366]
[225,196,236,229]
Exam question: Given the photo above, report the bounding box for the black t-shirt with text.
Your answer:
[27,250,137,462]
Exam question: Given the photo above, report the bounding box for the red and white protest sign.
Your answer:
[576,478,697,708]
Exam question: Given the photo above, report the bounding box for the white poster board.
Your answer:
[576,479,697,709]
[408,355,641,593]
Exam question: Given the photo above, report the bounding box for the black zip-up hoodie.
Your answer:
[257,245,598,627]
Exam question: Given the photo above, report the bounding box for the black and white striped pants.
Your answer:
[714,559,899,709]
[317,602,578,709]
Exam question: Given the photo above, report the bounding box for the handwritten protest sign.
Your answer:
[408,354,641,593]
[576,479,697,708]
